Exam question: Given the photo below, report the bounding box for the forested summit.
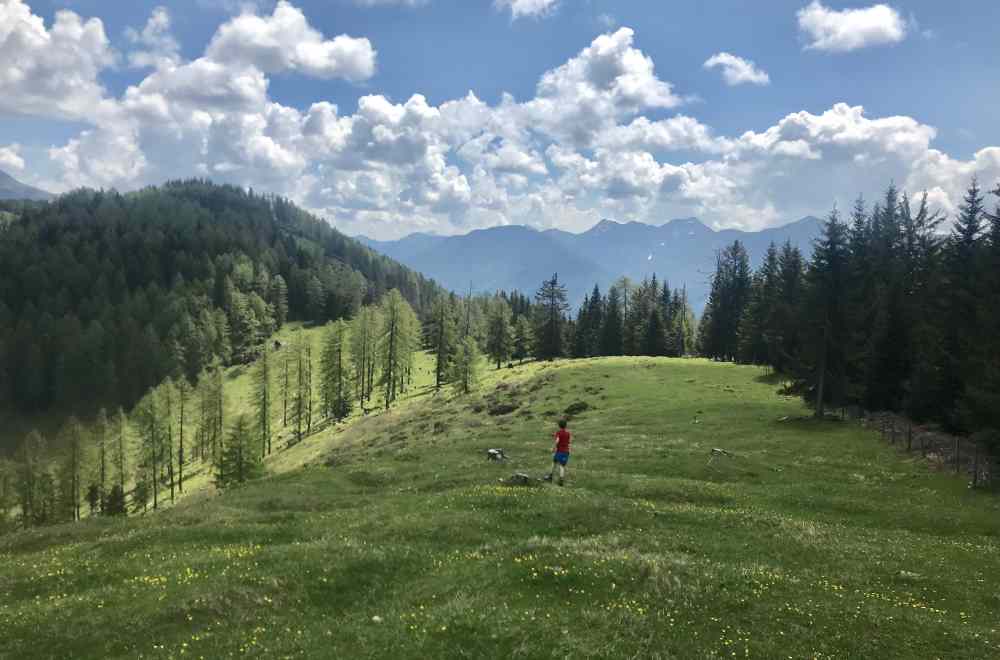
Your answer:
[0,180,442,421]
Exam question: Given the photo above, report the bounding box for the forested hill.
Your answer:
[0,180,442,428]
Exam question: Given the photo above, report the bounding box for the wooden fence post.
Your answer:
[973,445,980,489]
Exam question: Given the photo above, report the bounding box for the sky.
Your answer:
[1,0,998,239]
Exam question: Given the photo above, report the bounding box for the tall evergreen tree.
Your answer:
[485,297,514,368]
[795,208,852,417]
[427,297,458,389]
[533,274,569,360]
[601,285,624,356]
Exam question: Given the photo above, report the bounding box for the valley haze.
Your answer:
[358,215,822,311]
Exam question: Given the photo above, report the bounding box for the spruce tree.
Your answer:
[533,274,569,361]
[601,285,624,356]
[796,208,852,417]
[485,297,514,368]
[427,297,458,389]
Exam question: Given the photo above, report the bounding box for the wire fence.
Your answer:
[862,411,998,490]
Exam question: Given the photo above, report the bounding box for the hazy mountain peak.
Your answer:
[0,169,53,202]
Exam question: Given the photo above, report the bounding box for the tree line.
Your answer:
[701,179,1000,452]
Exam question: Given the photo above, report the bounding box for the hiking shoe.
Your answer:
[557,478,564,487]
[543,474,553,482]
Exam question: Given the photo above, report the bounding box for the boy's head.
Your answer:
[558,419,567,429]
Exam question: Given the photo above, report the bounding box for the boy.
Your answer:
[544,419,571,486]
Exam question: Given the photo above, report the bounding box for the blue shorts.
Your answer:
[553,452,570,466]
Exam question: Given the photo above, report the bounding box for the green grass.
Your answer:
[2,357,999,659]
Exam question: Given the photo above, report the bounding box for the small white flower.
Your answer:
[372,615,383,623]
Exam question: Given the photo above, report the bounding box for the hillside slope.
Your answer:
[0,169,52,202]
[0,180,443,448]
[1,358,998,658]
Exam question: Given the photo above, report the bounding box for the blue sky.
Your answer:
[1,0,998,238]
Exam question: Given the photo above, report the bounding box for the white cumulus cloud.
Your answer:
[703,52,770,86]
[0,0,117,121]
[494,0,559,20]
[797,1,908,52]
[125,6,181,69]
[206,1,376,80]
[0,144,25,172]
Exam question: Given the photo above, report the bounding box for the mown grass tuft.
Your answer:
[2,357,999,658]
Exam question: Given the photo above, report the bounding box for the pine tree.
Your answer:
[350,305,381,407]
[942,177,987,424]
[215,415,263,489]
[176,377,190,492]
[452,336,481,394]
[59,416,85,521]
[271,275,289,328]
[320,320,352,421]
[133,391,161,510]
[796,208,852,417]
[113,407,128,495]
[533,274,569,361]
[15,430,45,526]
[513,315,533,364]
[427,297,458,389]
[94,407,108,513]
[378,290,419,410]
[485,297,514,368]
[700,241,752,361]
[254,348,272,456]
[601,285,624,356]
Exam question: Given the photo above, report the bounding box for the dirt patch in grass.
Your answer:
[564,401,592,417]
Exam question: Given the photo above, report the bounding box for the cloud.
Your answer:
[797,1,907,52]
[494,0,559,20]
[703,52,770,86]
[206,1,376,80]
[0,0,117,121]
[352,0,429,6]
[0,144,25,172]
[6,0,990,240]
[521,28,687,147]
[125,6,181,69]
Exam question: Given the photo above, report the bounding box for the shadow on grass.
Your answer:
[754,370,788,386]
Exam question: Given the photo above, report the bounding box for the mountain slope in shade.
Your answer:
[0,169,53,201]
[356,216,822,313]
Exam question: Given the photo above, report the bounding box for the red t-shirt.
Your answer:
[554,429,571,453]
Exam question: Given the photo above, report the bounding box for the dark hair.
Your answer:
[558,419,567,429]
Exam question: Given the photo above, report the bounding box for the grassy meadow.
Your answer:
[1,354,999,659]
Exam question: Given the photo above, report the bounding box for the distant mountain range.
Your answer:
[358,216,822,314]
[0,169,52,201]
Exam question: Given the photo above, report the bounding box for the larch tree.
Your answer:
[379,290,419,410]
[452,336,481,395]
[320,320,352,421]
[254,347,272,457]
[513,315,533,364]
